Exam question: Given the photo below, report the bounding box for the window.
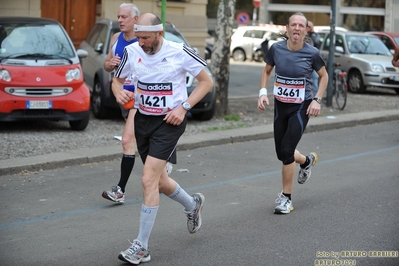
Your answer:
[243,30,267,39]
[86,24,103,47]
[322,34,345,53]
[380,35,394,50]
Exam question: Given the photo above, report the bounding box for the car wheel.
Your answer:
[232,49,246,62]
[191,105,216,121]
[253,50,263,62]
[91,78,108,119]
[69,114,90,131]
[394,88,399,95]
[347,70,366,93]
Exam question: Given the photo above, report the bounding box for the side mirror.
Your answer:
[94,43,104,53]
[76,49,88,59]
[335,46,344,53]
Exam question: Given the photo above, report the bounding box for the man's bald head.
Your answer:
[136,13,162,26]
[134,13,164,55]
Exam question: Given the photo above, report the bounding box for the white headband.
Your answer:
[134,24,163,32]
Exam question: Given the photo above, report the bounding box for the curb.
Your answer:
[1,110,399,176]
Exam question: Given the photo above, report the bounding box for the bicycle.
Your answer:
[332,62,348,110]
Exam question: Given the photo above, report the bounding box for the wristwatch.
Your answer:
[313,97,322,104]
[182,101,191,111]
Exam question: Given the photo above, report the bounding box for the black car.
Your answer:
[79,19,216,120]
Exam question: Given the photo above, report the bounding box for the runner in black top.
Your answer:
[257,12,328,214]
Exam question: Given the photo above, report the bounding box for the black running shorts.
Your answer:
[134,111,186,164]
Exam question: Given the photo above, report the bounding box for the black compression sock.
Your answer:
[300,155,310,168]
[283,193,291,200]
[118,154,135,193]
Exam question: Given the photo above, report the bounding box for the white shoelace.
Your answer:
[275,192,288,204]
[126,240,141,254]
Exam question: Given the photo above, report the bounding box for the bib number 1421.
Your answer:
[139,95,166,107]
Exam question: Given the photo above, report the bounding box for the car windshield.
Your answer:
[346,35,391,55]
[0,23,75,58]
[164,31,189,46]
[394,37,399,46]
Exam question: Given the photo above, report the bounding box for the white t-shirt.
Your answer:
[115,39,207,115]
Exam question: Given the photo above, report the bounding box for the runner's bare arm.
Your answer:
[112,76,131,105]
[104,33,121,72]
[164,69,213,126]
[307,66,328,117]
[258,64,273,111]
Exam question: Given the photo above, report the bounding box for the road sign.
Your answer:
[236,12,250,25]
[253,0,261,8]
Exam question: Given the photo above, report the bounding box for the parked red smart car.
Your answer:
[0,17,90,130]
[366,31,399,55]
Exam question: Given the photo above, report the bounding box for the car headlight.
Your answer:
[370,64,384,73]
[66,68,81,82]
[0,69,11,82]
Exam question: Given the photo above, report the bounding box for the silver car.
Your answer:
[79,18,216,120]
[319,30,399,94]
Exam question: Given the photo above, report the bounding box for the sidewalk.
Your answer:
[1,109,399,176]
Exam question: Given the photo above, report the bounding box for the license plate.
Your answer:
[26,101,52,109]
[389,75,399,81]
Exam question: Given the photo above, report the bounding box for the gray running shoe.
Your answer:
[166,162,173,175]
[298,152,318,184]
[118,240,151,264]
[274,191,294,214]
[102,185,125,203]
[185,193,205,234]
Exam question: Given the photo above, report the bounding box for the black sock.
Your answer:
[283,193,291,200]
[300,155,310,168]
[118,154,135,193]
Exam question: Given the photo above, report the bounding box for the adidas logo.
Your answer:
[161,58,167,62]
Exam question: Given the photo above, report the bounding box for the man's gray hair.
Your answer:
[120,3,141,17]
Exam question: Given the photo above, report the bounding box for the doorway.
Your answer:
[41,0,96,48]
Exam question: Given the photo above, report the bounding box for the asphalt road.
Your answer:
[1,121,398,266]
[228,60,268,98]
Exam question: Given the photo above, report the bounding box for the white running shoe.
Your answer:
[118,239,151,264]
[185,193,205,234]
[274,191,294,214]
[102,185,125,203]
[298,152,318,184]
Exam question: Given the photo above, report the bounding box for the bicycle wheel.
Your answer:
[335,74,347,110]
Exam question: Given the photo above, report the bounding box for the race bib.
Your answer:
[273,75,306,103]
[136,81,174,115]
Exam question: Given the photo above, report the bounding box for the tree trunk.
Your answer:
[210,0,236,117]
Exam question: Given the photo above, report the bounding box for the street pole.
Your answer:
[326,0,336,107]
[161,0,166,36]
[252,7,257,26]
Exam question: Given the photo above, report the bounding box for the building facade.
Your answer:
[258,0,399,32]
[0,0,209,57]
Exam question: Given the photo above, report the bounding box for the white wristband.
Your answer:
[259,88,267,98]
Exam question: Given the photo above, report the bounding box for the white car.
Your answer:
[230,25,284,62]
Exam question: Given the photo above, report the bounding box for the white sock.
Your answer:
[168,183,195,212]
[136,204,158,249]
